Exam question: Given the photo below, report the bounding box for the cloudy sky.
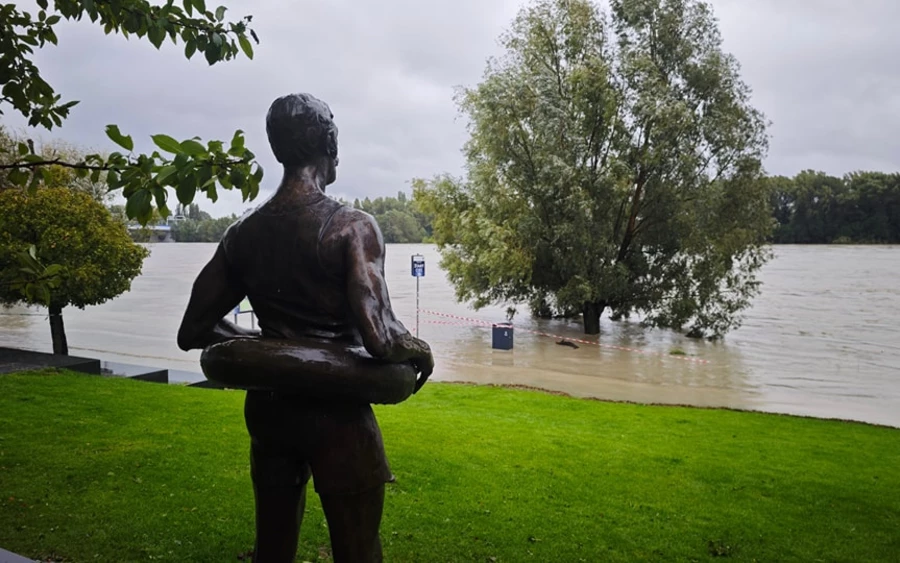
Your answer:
[5,0,900,217]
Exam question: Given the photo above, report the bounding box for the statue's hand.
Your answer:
[410,341,434,394]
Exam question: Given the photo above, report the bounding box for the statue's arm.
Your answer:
[177,245,257,351]
[344,215,434,383]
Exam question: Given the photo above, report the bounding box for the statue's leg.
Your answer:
[320,484,385,563]
[244,391,314,563]
[309,403,393,563]
[250,476,307,563]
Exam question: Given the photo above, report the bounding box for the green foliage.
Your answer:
[0,187,149,311]
[3,244,64,306]
[414,0,772,338]
[2,372,899,562]
[769,171,900,244]
[353,191,432,243]
[0,0,263,223]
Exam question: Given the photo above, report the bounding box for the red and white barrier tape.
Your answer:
[421,309,495,327]
[420,309,709,365]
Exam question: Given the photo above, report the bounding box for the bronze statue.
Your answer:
[177,92,434,563]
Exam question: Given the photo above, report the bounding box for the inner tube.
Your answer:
[200,337,418,405]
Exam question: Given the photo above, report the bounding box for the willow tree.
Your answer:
[414,0,772,338]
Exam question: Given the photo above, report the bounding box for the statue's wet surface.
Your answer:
[177,92,434,563]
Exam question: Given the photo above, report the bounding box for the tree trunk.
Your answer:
[582,301,606,335]
[49,304,68,356]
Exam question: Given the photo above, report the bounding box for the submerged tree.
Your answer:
[414,0,772,338]
[0,187,149,354]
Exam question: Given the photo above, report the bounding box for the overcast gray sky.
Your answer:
[6,0,900,217]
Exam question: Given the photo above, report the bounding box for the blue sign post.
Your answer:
[411,254,425,335]
[411,254,425,277]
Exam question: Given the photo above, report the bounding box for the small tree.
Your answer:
[0,187,149,354]
[415,0,772,338]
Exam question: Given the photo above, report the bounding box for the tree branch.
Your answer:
[0,159,110,172]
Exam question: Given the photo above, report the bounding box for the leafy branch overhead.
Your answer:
[0,0,263,223]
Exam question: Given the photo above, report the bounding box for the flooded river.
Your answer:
[1,244,898,428]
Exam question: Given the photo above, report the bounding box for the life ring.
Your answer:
[200,337,418,405]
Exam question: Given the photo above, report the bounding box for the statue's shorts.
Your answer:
[243,390,393,496]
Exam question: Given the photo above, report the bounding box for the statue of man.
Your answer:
[176,92,434,563]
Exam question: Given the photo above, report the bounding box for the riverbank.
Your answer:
[2,370,898,562]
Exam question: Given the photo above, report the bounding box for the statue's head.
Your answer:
[266,93,339,184]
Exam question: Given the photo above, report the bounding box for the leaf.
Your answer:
[154,187,171,219]
[180,139,207,156]
[155,165,178,185]
[177,174,197,205]
[37,0,48,9]
[215,6,226,21]
[184,38,197,59]
[149,26,165,49]
[238,34,254,59]
[230,168,244,190]
[196,163,213,188]
[27,172,41,194]
[217,169,233,189]
[107,170,120,189]
[8,168,29,187]
[204,42,221,65]
[125,189,153,222]
[44,264,64,277]
[105,125,134,151]
[151,134,184,154]
[17,142,29,156]
[37,284,51,306]
[229,129,245,153]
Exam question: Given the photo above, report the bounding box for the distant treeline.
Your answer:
[121,173,900,246]
[120,203,240,243]
[349,191,433,244]
[120,194,435,244]
[770,171,900,244]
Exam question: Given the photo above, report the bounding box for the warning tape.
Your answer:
[421,309,495,327]
[424,319,480,327]
[420,309,709,365]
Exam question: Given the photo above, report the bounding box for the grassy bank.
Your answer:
[1,370,898,562]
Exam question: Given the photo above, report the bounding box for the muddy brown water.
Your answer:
[2,243,898,428]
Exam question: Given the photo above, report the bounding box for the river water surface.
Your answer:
[1,244,898,428]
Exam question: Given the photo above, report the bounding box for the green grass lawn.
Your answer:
[1,370,898,562]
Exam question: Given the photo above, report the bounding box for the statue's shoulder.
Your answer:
[221,207,251,238]
[330,205,380,235]
[219,206,260,258]
[321,204,384,256]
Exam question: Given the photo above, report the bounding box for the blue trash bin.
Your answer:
[492,322,514,350]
